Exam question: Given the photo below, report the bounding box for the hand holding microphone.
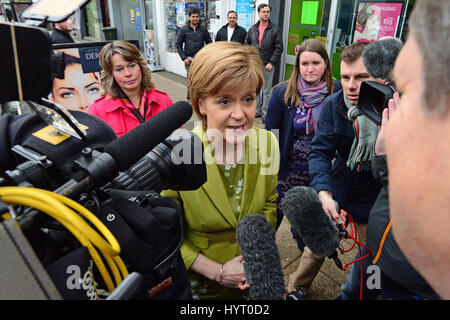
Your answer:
[219,255,249,290]
[317,190,347,225]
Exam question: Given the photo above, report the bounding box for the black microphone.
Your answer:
[104,101,192,172]
[281,186,341,258]
[236,214,285,300]
[56,101,193,197]
[362,36,403,81]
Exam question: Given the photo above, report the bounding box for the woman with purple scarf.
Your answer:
[265,39,341,298]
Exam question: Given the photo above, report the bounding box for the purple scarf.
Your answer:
[297,74,328,135]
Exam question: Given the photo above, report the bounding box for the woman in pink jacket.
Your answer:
[89,40,173,137]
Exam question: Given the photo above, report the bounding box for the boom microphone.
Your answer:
[362,37,403,81]
[105,101,192,172]
[55,101,193,197]
[281,186,340,257]
[236,214,285,300]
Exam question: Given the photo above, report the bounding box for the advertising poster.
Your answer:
[353,2,403,43]
[144,29,155,63]
[176,1,185,27]
[236,0,252,31]
[50,47,103,112]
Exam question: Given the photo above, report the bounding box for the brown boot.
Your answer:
[287,246,325,293]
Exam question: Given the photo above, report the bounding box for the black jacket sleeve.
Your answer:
[204,27,212,45]
[175,27,187,61]
[269,26,283,66]
[371,155,388,188]
[236,26,247,44]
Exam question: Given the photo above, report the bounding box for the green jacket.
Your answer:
[161,125,280,270]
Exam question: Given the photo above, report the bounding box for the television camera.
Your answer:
[0,0,206,300]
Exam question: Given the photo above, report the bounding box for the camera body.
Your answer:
[357,80,396,126]
[0,5,205,298]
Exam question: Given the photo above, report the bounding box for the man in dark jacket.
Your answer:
[176,8,211,99]
[245,4,283,121]
[287,42,382,298]
[51,15,75,44]
[309,42,381,226]
[215,11,246,44]
[384,0,450,299]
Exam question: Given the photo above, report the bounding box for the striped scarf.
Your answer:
[344,94,379,172]
[297,74,328,135]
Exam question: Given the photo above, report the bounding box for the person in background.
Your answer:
[161,42,280,300]
[51,15,75,44]
[50,49,101,112]
[215,11,247,44]
[384,0,450,299]
[176,8,212,100]
[266,38,341,229]
[245,3,283,122]
[300,42,381,298]
[265,39,341,297]
[88,40,173,137]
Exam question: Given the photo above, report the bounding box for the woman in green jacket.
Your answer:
[161,41,280,299]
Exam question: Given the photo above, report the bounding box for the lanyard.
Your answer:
[125,96,149,124]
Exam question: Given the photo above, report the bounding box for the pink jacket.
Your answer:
[88,89,173,137]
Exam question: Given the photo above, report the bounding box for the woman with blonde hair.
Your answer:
[161,41,280,300]
[88,40,173,137]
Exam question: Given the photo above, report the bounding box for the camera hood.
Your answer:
[357,81,395,126]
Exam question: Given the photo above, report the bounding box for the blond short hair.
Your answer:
[99,40,154,98]
[188,42,264,130]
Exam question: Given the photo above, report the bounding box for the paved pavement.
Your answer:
[151,69,368,300]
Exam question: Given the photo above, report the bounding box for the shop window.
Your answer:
[100,0,111,27]
[330,0,411,79]
[83,0,101,39]
[164,0,219,53]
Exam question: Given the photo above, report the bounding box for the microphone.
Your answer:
[104,101,192,172]
[281,186,340,258]
[56,101,193,197]
[362,36,403,81]
[236,214,286,300]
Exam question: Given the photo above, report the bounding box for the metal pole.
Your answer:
[326,0,339,59]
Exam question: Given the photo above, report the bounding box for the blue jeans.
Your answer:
[380,274,426,300]
[341,246,380,300]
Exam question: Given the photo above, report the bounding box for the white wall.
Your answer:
[165,52,188,77]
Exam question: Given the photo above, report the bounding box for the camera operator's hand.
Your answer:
[220,255,250,290]
[318,190,346,225]
[375,92,400,155]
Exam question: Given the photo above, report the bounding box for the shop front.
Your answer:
[281,0,415,81]
[159,0,236,76]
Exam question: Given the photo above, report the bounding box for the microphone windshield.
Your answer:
[362,37,403,81]
[104,101,192,172]
[281,186,340,257]
[236,214,285,300]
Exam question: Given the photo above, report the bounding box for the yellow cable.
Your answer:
[0,187,130,292]
[41,190,122,255]
[2,195,115,291]
[0,187,120,256]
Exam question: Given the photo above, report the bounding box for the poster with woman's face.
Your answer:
[353,2,404,43]
[50,47,102,112]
